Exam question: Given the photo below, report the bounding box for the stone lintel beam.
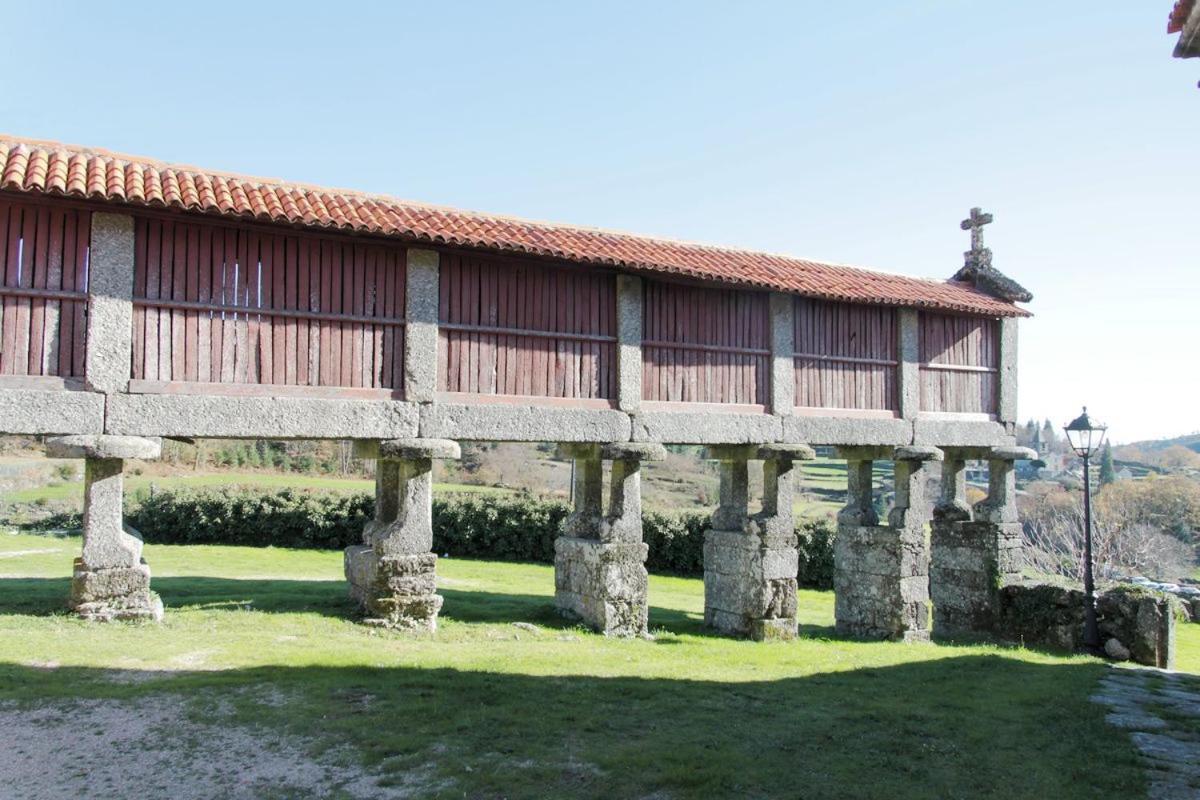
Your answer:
[46,435,162,461]
[354,438,461,461]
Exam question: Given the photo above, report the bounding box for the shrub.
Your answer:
[124,488,837,587]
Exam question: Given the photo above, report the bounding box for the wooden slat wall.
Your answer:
[0,201,89,377]
[437,253,616,399]
[793,298,897,411]
[919,312,998,414]
[641,280,769,404]
[132,218,406,392]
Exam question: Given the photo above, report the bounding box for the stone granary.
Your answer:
[0,136,1033,639]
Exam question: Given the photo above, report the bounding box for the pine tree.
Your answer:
[1099,442,1116,486]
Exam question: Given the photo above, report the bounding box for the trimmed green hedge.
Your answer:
[125,488,836,586]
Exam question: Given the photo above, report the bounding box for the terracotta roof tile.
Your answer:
[0,135,1029,317]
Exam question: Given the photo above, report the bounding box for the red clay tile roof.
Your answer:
[0,136,1028,317]
[1170,0,1195,33]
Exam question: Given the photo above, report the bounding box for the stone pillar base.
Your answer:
[834,525,930,642]
[554,537,648,637]
[344,545,442,631]
[931,520,1022,636]
[703,530,798,641]
[69,558,163,622]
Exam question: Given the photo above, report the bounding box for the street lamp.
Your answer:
[1064,407,1107,652]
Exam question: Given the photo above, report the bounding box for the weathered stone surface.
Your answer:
[633,411,781,445]
[345,452,443,631]
[403,248,440,403]
[70,559,163,622]
[85,213,135,394]
[1105,637,1131,661]
[703,528,799,640]
[931,520,1023,636]
[74,458,145,569]
[353,438,461,461]
[997,584,1181,668]
[345,547,442,631]
[769,292,795,416]
[835,522,930,641]
[784,415,911,447]
[422,402,630,442]
[46,434,161,461]
[615,274,643,413]
[756,442,816,461]
[70,559,151,602]
[897,308,920,420]
[107,393,418,439]
[599,441,667,461]
[554,537,648,636]
[911,416,1012,447]
[0,388,105,435]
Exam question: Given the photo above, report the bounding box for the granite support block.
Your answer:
[85,213,135,394]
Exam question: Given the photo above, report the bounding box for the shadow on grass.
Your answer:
[0,577,710,635]
[0,655,1141,800]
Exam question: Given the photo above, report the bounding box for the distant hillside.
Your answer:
[1119,433,1200,454]
[1113,433,1200,473]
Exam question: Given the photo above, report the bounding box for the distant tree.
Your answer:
[1017,419,1038,448]
[1099,443,1116,486]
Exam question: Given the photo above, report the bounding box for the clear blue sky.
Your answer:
[4,2,1196,443]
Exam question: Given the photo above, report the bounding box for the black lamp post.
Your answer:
[1064,407,1107,652]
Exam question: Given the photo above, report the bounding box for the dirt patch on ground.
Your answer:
[0,692,446,799]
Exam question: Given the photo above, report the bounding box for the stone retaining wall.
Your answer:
[997,584,1182,668]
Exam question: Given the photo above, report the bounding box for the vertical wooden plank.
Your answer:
[25,206,49,375]
[296,236,310,386]
[0,203,14,375]
[257,231,275,384]
[59,210,79,377]
[195,225,212,382]
[168,221,186,380]
[40,209,64,375]
[272,235,288,385]
[132,217,150,381]
[183,224,200,382]
[220,228,237,383]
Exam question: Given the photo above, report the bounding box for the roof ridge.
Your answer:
[0,133,1030,317]
[0,134,944,284]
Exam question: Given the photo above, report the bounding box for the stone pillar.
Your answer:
[997,317,1019,428]
[834,445,941,641]
[46,435,163,621]
[554,442,666,636]
[897,308,921,421]
[404,248,440,403]
[769,292,794,416]
[85,213,136,394]
[615,274,643,413]
[344,438,460,631]
[704,443,816,640]
[930,446,1034,636]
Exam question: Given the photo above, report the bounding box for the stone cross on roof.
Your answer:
[960,207,993,252]
[949,206,1033,304]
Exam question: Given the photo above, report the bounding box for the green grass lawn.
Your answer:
[1,532,1187,798]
